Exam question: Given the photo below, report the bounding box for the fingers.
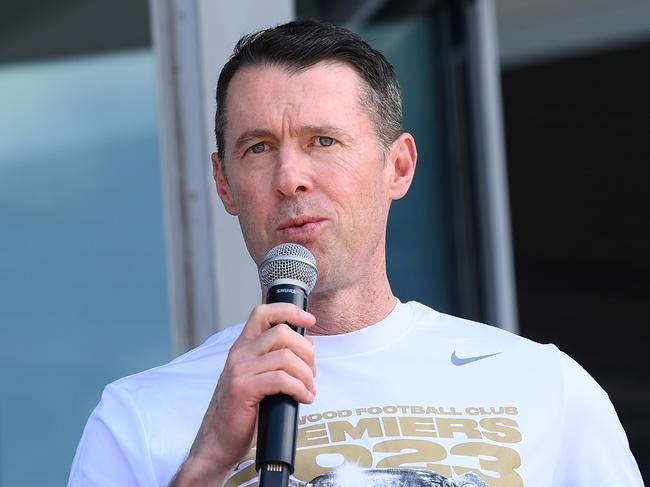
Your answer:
[256,324,317,373]
[234,303,317,375]
[240,303,316,339]
[258,370,316,403]
[226,325,317,404]
[235,347,317,397]
[224,303,318,405]
[233,369,316,405]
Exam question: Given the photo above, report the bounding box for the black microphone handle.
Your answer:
[257,282,308,487]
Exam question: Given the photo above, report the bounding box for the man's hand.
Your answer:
[170,303,317,487]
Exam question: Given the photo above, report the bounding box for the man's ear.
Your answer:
[212,152,239,215]
[387,132,417,200]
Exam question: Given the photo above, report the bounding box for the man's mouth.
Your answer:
[276,216,326,240]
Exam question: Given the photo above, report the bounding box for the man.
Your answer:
[69,20,642,487]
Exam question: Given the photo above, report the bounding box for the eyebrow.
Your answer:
[232,125,349,154]
[299,125,348,137]
[233,129,275,154]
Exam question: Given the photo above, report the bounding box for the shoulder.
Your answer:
[71,323,246,472]
[403,300,574,370]
[105,322,245,406]
[406,300,550,347]
[69,324,245,486]
[405,300,620,398]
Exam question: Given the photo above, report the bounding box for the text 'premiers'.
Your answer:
[227,405,524,487]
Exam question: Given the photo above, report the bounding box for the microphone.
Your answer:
[256,243,319,487]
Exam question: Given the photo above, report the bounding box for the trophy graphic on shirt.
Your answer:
[287,467,490,486]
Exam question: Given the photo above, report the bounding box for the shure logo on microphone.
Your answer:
[276,288,298,294]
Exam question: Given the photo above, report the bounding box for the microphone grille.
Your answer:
[258,243,319,293]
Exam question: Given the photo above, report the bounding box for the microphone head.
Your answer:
[258,243,319,294]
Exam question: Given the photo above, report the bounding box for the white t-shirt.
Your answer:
[68,301,643,486]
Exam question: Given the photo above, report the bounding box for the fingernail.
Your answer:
[303,311,316,321]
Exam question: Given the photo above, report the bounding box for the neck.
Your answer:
[306,266,396,336]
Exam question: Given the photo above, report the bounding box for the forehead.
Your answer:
[224,62,368,138]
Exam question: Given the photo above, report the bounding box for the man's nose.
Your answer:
[274,146,312,197]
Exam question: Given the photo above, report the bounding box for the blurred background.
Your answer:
[0,0,647,485]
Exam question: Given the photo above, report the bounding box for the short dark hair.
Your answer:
[215,19,403,163]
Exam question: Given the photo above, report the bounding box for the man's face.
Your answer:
[214,62,413,294]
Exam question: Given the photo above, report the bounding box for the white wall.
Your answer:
[151,0,294,353]
[197,0,295,332]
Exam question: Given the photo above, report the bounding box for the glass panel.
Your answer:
[360,19,460,313]
[0,49,170,486]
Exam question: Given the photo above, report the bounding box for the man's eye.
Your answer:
[250,142,267,154]
[316,136,335,147]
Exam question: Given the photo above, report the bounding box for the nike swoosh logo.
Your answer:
[451,351,502,366]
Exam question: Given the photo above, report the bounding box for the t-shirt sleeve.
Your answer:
[552,349,643,486]
[67,383,159,487]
